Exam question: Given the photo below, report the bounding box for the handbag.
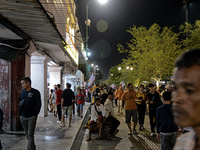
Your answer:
[19,92,29,111]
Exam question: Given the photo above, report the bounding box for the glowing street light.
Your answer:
[118,66,121,71]
[126,66,129,70]
[91,64,94,66]
[85,0,108,80]
[130,67,133,71]
[111,74,113,76]
[96,65,98,67]
[98,0,108,4]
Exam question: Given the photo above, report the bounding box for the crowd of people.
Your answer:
[85,75,181,150]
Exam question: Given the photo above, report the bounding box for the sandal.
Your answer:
[95,135,103,140]
[86,138,91,142]
[60,124,65,127]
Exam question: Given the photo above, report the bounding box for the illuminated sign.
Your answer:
[64,32,79,65]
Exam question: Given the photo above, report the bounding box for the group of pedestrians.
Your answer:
[48,83,86,127]
[88,80,178,149]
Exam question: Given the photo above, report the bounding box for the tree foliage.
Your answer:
[180,20,200,49]
[106,21,200,87]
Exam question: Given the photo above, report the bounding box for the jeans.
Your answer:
[161,132,177,150]
[57,104,61,121]
[117,100,123,113]
[149,108,157,133]
[106,116,120,134]
[20,115,37,150]
[137,104,146,125]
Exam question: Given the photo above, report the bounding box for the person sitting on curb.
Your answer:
[156,91,178,150]
[86,97,106,142]
[104,92,120,137]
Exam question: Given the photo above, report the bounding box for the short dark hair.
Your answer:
[128,83,132,87]
[79,89,82,92]
[66,83,71,88]
[95,96,101,102]
[149,83,154,87]
[57,84,61,88]
[96,84,99,87]
[50,89,53,93]
[175,48,200,69]
[162,91,172,101]
[108,92,113,95]
[139,84,144,88]
[21,77,31,85]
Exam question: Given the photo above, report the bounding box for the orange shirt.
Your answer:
[115,89,124,100]
[122,91,137,110]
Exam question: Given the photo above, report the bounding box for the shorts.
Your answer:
[62,105,72,115]
[125,109,138,123]
[77,103,83,111]
[53,103,57,111]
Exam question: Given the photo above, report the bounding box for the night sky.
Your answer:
[76,0,200,80]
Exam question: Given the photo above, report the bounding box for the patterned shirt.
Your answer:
[173,129,195,150]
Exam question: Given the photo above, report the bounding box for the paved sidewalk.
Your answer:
[0,102,90,150]
[80,106,161,150]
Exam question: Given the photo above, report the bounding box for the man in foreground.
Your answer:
[172,48,200,150]
[19,77,41,150]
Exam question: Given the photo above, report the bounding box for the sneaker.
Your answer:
[150,133,154,137]
[133,130,138,134]
[57,121,61,123]
[128,132,132,135]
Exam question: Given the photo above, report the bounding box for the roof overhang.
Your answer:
[0,0,63,45]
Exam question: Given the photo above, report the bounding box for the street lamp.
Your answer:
[98,0,108,4]
[96,65,98,67]
[118,66,121,71]
[91,64,94,66]
[126,66,129,70]
[111,74,113,76]
[85,0,107,80]
[130,67,133,71]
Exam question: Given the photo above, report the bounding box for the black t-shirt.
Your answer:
[61,89,75,106]
[147,91,163,109]
[19,88,42,118]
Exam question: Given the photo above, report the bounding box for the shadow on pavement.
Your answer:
[87,136,122,150]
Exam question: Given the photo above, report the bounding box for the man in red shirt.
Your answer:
[76,89,85,118]
[55,84,63,123]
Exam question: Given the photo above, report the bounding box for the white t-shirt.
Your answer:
[51,92,56,104]
[104,98,115,118]
[91,104,105,122]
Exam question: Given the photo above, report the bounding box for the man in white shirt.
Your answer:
[86,97,106,141]
[104,92,120,137]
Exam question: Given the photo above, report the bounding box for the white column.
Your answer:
[31,55,47,117]
[48,67,62,90]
